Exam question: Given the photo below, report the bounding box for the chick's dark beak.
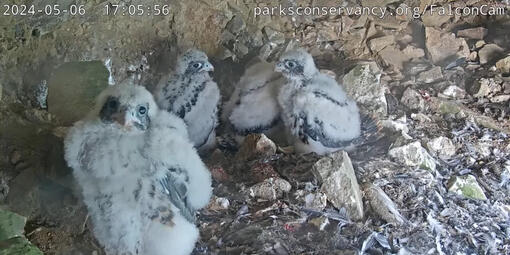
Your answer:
[111,109,137,128]
[111,110,127,127]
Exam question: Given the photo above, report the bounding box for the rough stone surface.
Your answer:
[0,209,26,241]
[402,45,425,59]
[249,178,292,201]
[364,184,405,225]
[312,151,364,221]
[495,56,510,74]
[417,66,443,84]
[425,27,470,64]
[377,45,413,70]
[490,94,510,103]
[426,136,456,159]
[470,78,502,98]
[47,61,109,125]
[401,87,426,112]
[368,35,395,53]
[388,141,437,171]
[342,63,387,117]
[422,11,451,28]
[448,175,487,200]
[457,27,488,40]
[478,44,504,65]
[439,85,467,99]
[304,192,328,211]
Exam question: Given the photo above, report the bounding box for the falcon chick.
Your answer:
[154,49,220,152]
[64,82,212,255]
[223,59,286,144]
[275,49,361,155]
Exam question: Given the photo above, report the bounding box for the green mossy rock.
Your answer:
[0,210,26,241]
[47,61,109,125]
[448,175,487,200]
[0,237,43,255]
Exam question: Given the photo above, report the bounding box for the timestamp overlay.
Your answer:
[2,4,86,16]
[2,3,172,18]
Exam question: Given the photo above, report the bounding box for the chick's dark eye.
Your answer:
[286,61,295,68]
[193,63,202,69]
[108,99,118,109]
[138,106,147,115]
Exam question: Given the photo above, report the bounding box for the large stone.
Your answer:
[364,184,405,225]
[312,151,364,221]
[425,27,470,64]
[478,44,504,65]
[426,136,456,159]
[342,63,387,117]
[448,175,487,200]
[0,209,26,241]
[47,61,109,126]
[495,56,510,74]
[388,141,436,171]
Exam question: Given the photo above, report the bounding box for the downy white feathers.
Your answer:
[64,81,212,255]
[275,49,361,155]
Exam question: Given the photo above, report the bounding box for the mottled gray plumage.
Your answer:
[64,82,212,255]
[154,49,220,152]
[275,49,361,155]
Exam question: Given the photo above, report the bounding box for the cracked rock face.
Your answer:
[312,151,364,221]
[448,175,487,200]
[342,62,387,117]
[425,27,470,65]
[388,141,437,171]
[426,136,456,159]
